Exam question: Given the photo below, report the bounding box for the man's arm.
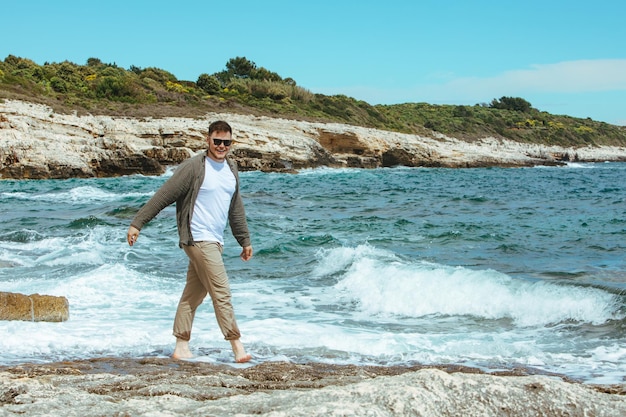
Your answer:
[127,161,193,246]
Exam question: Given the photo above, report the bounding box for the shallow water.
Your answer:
[1,162,624,384]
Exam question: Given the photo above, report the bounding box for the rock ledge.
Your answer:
[2,100,626,179]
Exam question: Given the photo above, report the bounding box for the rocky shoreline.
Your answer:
[2,99,626,180]
[2,99,626,415]
[1,358,625,416]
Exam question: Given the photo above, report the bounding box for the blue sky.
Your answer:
[2,0,625,125]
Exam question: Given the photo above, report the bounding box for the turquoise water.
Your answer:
[0,163,624,384]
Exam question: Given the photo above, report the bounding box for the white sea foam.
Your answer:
[3,186,152,203]
[326,245,622,327]
[1,240,624,383]
[0,227,117,269]
[0,263,180,363]
[564,162,596,169]
[1,167,625,383]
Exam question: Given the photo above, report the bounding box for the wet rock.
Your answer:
[0,292,69,322]
[0,359,623,416]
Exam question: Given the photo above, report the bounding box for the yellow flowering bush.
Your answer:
[165,81,189,93]
[575,125,594,134]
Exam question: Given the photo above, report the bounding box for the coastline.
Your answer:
[2,99,626,416]
[1,358,625,416]
[2,99,626,180]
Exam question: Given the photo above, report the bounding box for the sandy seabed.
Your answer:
[0,358,624,416]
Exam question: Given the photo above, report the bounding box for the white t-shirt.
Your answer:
[190,157,236,244]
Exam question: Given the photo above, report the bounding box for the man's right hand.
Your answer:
[240,245,253,261]
[127,225,140,246]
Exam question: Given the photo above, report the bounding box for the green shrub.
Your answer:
[95,76,138,101]
[140,67,177,83]
[453,105,472,118]
[290,85,313,102]
[225,78,250,95]
[14,57,37,70]
[50,76,68,93]
[141,77,164,91]
[247,79,289,100]
[197,73,221,94]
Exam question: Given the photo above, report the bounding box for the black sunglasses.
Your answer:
[212,138,232,146]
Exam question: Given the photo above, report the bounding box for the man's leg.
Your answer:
[186,241,251,362]
[172,244,209,359]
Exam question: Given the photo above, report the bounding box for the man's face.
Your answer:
[207,130,232,162]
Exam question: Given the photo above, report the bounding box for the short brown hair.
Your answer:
[208,120,232,136]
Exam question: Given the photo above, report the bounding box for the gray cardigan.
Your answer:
[130,152,251,248]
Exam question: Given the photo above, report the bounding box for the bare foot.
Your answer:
[236,354,252,363]
[172,339,193,360]
[230,339,252,363]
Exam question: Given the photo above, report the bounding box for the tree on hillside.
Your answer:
[86,57,103,67]
[212,57,254,85]
[253,66,282,82]
[226,56,256,78]
[489,96,533,113]
[212,56,284,85]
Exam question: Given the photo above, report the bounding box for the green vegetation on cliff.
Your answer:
[1,55,625,147]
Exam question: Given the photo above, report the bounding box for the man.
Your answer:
[126,120,252,363]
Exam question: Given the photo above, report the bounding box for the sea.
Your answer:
[0,162,624,385]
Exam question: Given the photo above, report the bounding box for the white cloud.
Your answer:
[314,59,626,124]
[449,59,626,95]
[329,59,626,105]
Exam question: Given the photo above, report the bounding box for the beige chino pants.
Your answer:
[173,241,241,341]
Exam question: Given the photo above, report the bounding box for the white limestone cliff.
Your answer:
[2,99,625,179]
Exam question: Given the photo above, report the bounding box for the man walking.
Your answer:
[126,120,252,363]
